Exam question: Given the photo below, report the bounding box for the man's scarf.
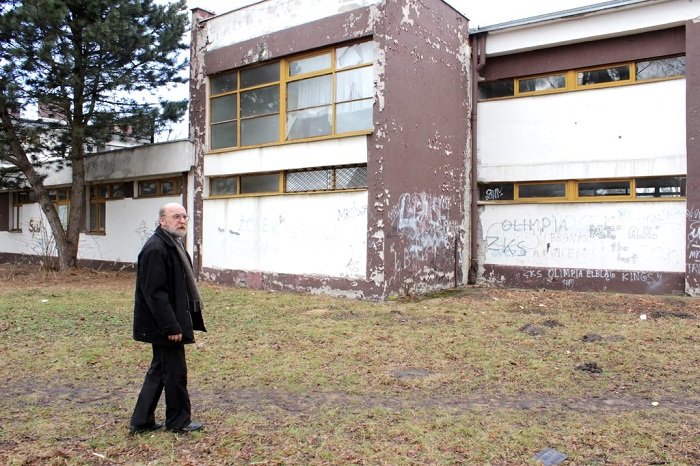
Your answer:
[173,237,203,312]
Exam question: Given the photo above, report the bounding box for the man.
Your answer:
[129,203,206,434]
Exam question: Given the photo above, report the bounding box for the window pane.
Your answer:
[211,121,237,150]
[211,72,237,95]
[241,114,279,146]
[240,62,279,88]
[286,106,332,140]
[289,53,331,76]
[478,80,514,99]
[336,67,373,102]
[336,166,368,189]
[287,75,332,111]
[286,169,333,192]
[479,183,515,201]
[240,173,279,194]
[99,203,106,230]
[58,204,69,228]
[519,74,566,93]
[98,185,109,198]
[140,181,158,196]
[636,56,686,81]
[635,176,686,198]
[211,94,237,123]
[211,176,238,196]
[519,183,566,199]
[111,183,124,198]
[240,85,279,118]
[89,203,97,231]
[336,41,374,69]
[578,180,630,197]
[577,65,630,86]
[336,99,373,133]
[162,180,176,195]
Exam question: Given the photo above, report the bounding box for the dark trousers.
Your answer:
[130,344,191,430]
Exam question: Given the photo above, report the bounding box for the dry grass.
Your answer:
[0,265,698,465]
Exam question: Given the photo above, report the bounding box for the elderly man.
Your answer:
[129,202,206,434]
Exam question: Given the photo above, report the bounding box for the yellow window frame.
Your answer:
[480,54,685,101]
[208,40,374,153]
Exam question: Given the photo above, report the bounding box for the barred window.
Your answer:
[210,165,368,197]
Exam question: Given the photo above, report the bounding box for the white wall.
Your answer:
[202,191,367,278]
[0,196,182,263]
[206,136,368,177]
[479,201,686,272]
[477,80,686,182]
[484,0,699,56]
[205,0,380,51]
[78,196,182,263]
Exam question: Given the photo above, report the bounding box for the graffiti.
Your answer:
[28,218,42,234]
[520,267,662,285]
[390,192,453,271]
[484,187,504,201]
[688,220,700,250]
[337,204,367,221]
[589,224,619,240]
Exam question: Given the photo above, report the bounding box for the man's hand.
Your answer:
[168,333,183,342]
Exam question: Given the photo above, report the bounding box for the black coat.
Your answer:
[133,226,206,345]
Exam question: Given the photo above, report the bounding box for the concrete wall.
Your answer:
[0,140,194,267]
[193,0,471,299]
[478,80,686,182]
[203,191,367,277]
[473,1,697,294]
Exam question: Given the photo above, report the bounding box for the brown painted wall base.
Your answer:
[201,267,383,300]
[482,264,685,295]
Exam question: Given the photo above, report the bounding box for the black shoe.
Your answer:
[128,422,163,434]
[168,421,204,433]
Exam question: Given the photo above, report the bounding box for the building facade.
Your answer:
[471,0,700,295]
[2,0,700,298]
[189,0,470,299]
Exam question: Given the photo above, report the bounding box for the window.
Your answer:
[478,55,686,100]
[479,176,686,203]
[518,182,566,200]
[48,188,70,229]
[635,176,685,198]
[518,74,566,94]
[577,180,630,198]
[89,183,126,233]
[138,178,181,197]
[209,40,374,151]
[636,56,686,81]
[577,65,630,86]
[10,191,32,231]
[210,165,368,197]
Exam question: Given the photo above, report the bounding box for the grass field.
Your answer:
[0,266,697,465]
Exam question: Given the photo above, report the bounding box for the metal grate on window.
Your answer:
[285,166,368,193]
[336,166,367,189]
[286,169,333,192]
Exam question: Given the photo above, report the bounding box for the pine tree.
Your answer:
[0,0,188,270]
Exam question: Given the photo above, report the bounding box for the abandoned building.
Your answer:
[1,0,699,298]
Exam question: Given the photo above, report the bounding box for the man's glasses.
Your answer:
[163,214,189,221]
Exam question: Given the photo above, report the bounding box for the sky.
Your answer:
[160,0,606,140]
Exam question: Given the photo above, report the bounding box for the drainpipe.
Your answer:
[468,33,487,284]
